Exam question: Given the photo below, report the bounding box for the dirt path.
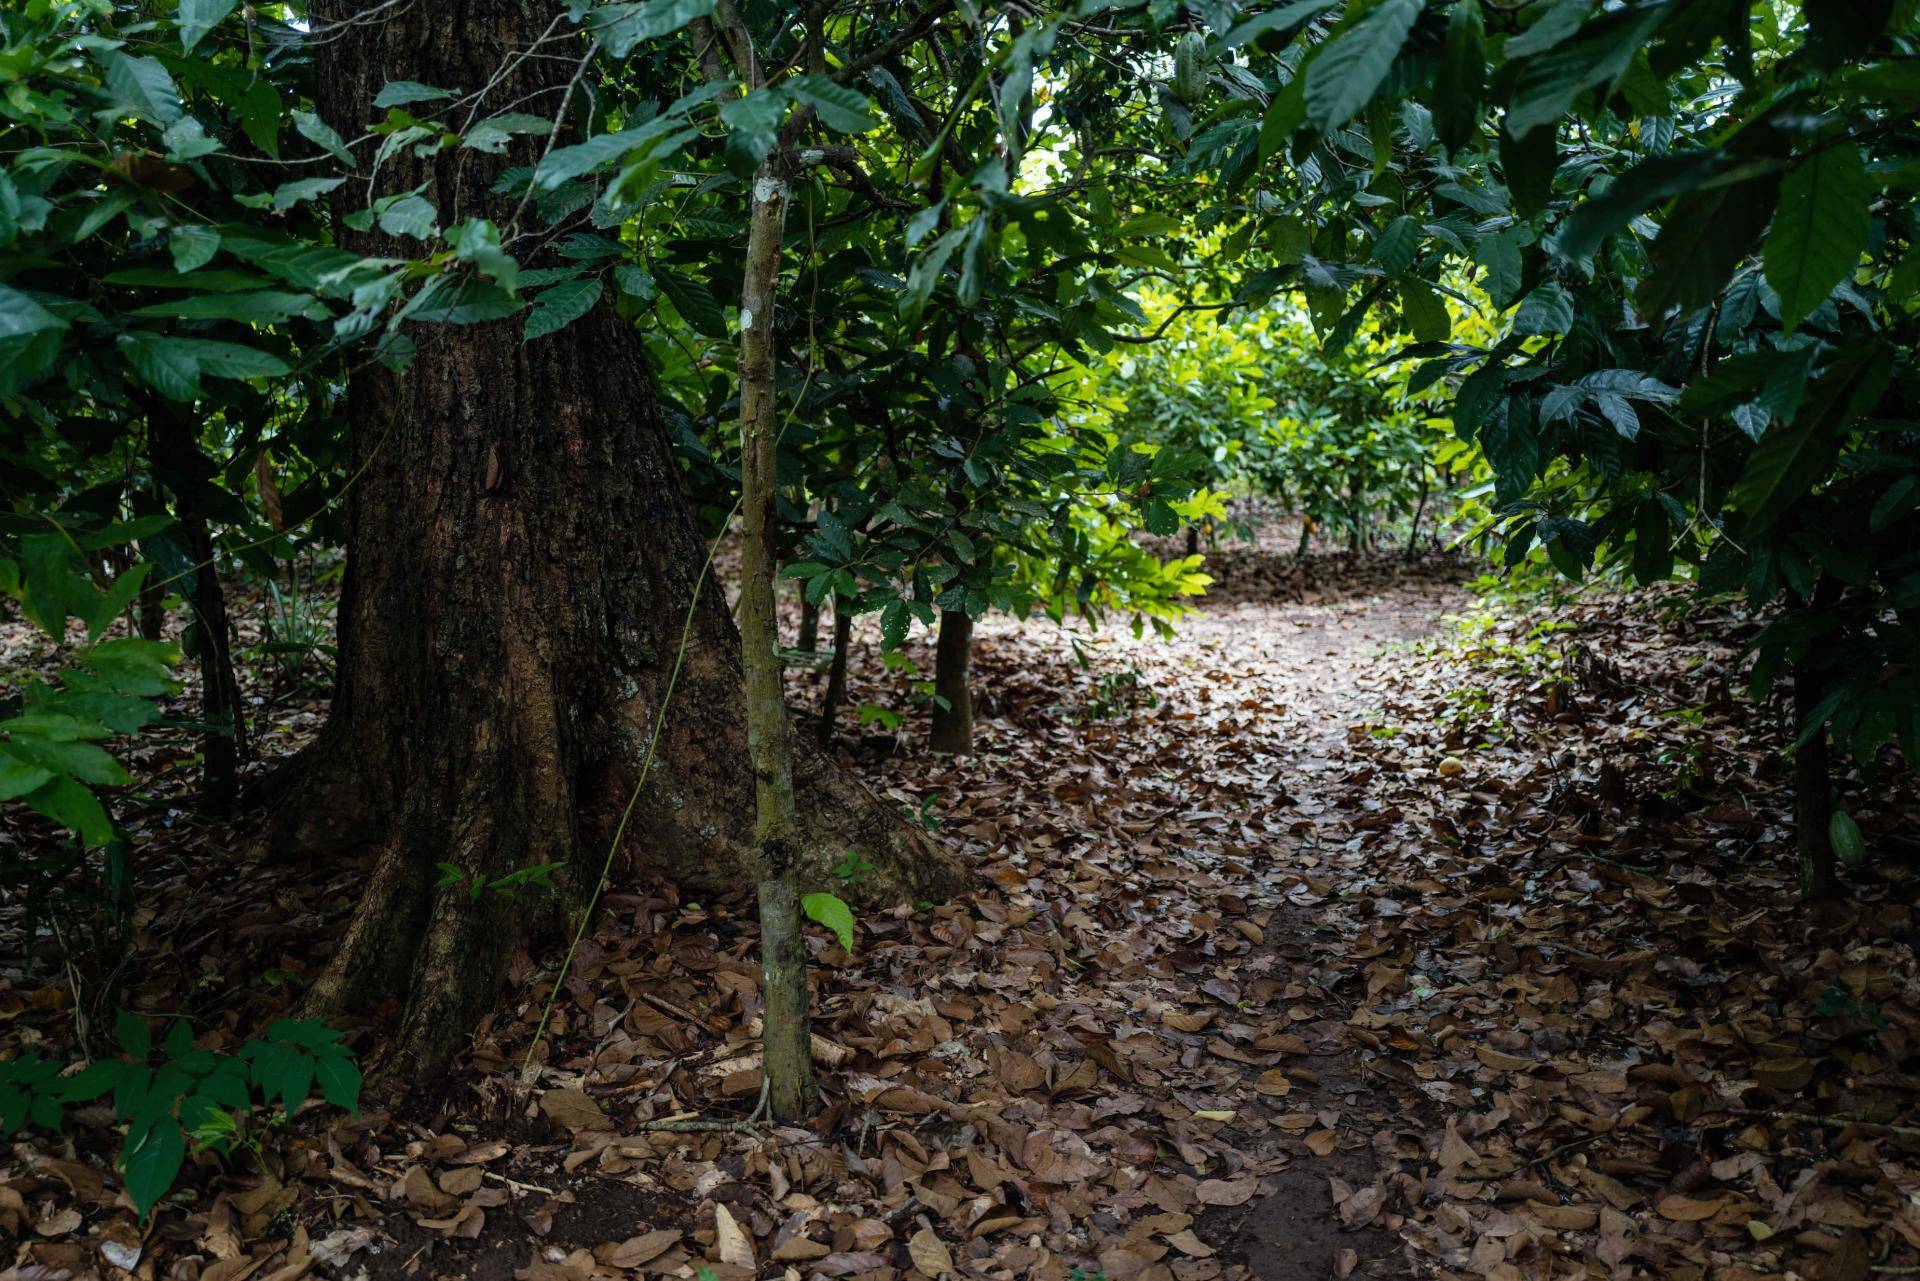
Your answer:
[1082,559,1473,1280]
[835,551,1477,1281]
[1103,574,1481,1281]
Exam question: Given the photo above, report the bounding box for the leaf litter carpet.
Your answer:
[2,550,1917,1281]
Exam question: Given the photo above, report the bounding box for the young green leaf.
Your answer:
[800,892,856,953]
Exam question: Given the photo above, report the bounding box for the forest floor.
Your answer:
[3,525,1919,1281]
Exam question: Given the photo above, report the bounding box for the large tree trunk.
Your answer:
[270,0,961,1077]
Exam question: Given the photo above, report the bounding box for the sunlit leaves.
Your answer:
[104,53,185,125]
[176,0,238,52]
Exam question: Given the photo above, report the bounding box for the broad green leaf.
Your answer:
[293,110,353,164]
[123,1120,185,1220]
[1731,343,1892,529]
[1512,282,1573,335]
[314,1052,361,1113]
[104,53,185,126]
[178,339,291,380]
[404,277,522,325]
[1432,0,1486,151]
[1499,119,1556,219]
[1504,6,1666,139]
[169,224,221,272]
[271,177,344,212]
[536,120,681,190]
[588,0,717,58]
[801,891,856,952]
[452,218,518,291]
[21,775,114,847]
[1370,216,1420,274]
[118,331,202,400]
[1637,180,1777,318]
[524,278,603,342]
[0,753,54,801]
[1554,150,1719,263]
[177,0,239,51]
[790,76,877,135]
[0,284,70,394]
[372,81,452,108]
[1223,0,1338,49]
[376,193,438,239]
[655,267,727,338]
[1302,0,1420,131]
[1401,279,1450,342]
[132,291,326,324]
[1764,141,1870,331]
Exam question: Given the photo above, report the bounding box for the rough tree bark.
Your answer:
[930,609,974,754]
[268,0,962,1076]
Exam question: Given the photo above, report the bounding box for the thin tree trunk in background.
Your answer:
[930,609,973,754]
[1407,476,1430,558]
[796,501,821,651]
[1794,662,1838,897]
[1296,517,1312,558]
[136,535,164,641]
[151,408,247,812]
[181,516,244,811]
[1185,525,1199,557]
[736,150,815,1123]
[798,593,821,652]
[819,601,850,744]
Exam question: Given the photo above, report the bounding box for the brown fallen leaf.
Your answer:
[908,1226,954,1277]
[1194,1176,1257,1207]
[596,1229,681,1268]
[538,1088,610,1131]
[713,1202,754,1270]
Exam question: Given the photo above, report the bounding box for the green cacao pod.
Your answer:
[1173,32,1207,104]
[1829,810,1866,869]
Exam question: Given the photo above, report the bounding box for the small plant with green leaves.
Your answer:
[434,860,565,903]
[831,849,875,888]
[1085,666,1158,721]
[904,794,941,833]
[0,1012,360,1220]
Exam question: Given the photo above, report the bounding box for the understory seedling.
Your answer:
[0,1012,360,1219]
[434,860,565,902]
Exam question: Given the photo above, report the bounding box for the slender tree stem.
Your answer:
[736,151,815,1123]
